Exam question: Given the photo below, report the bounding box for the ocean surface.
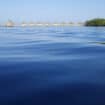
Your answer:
[0,26,105,105]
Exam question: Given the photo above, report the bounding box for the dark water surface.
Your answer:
[0,27,105,105]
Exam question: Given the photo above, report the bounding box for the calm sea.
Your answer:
[0,27,105,105]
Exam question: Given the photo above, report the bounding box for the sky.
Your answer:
[0,0,105,23]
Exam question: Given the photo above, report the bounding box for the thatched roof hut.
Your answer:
[21,22,28,27]
[5,20,15,27]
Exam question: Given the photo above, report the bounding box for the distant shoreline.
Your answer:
[0,20,84,27]
[1,18,105,27]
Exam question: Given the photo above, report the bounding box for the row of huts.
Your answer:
[2,20,84,27]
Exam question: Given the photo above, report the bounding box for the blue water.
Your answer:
[0,27,105,105]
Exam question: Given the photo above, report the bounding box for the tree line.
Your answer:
[85,18,105,26]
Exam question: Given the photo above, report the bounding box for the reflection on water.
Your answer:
[0,27,105,105]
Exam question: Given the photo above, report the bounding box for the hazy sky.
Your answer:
[0,0,105,22]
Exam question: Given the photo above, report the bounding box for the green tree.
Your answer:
[85,18,105,26]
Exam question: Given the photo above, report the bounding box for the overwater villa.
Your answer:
[21,22,28,27]
[36,22,44,26]
[42,22,50,26]
[77,22,84,26]
[75,22,84,26]
[51,22,60,26]
[5,20,15,27]
[29,22,35,27]
[68,22,74,26]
